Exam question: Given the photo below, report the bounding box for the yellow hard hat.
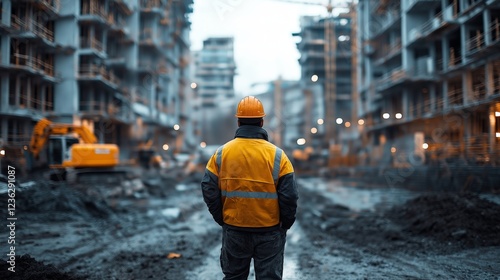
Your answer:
[235,96,266,118]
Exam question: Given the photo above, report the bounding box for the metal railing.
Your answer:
[80,37,104,52]
[140,0,161,9]
[467,30,485,54]
[447,86,463,106]
[470,79,486,101]
[79,100,128,118]
[10,53,54,76]
[36,0,60,14]
[79,64,120,85]
[490,18,500,43]
[448,47,462,67]
[11,14,54,42]
[81,0,107,18]
[408,97,432,118]
[376,66,407,90]
[374,39,402,62]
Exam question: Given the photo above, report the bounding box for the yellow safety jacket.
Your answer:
[202,126,298,231]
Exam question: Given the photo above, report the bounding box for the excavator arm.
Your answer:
[29,118,98,158]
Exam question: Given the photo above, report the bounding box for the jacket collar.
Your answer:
[234,125,269,141]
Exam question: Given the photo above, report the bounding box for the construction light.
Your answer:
[190,82,197,89]
[0,150,4,156]
[391,147,396,153]
[422,143,429,150]
[345,121,351,128]
[395,113,402,119]
[200,142,207,148]
[317,119,324,125]
[311,75,319,82]
[297,138,306,145]
[173,124,180,131]
[336,118,343,125]
[162,144,169,151]
[358,119,365,125]
[311,127,318,134]
[496,111,500,117]
[383,113,390,119]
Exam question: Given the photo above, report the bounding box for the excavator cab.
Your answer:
[47,136,79,166]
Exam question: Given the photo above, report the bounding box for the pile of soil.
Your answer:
[0,255,86,280]
[0,181,114,221]
[298,187,500,255]
[388,193,500,247]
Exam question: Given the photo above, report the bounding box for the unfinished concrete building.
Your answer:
[193,37,237,144]
[0,0,193,165]
[294,13,356,151]
[357,0,500,167]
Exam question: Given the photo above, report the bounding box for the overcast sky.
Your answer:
[189,0,329,96]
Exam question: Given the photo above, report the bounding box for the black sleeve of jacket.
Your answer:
[277,172,299,230]
[201,169,224,226]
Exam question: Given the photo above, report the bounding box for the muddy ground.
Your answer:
[1,170,500,279]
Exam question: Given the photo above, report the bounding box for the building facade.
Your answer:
[0,0,193,161]
[193,37,237,145]
[357,0,500,167]
[294,13,356,150]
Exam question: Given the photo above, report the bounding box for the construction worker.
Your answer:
[201,95,299,280]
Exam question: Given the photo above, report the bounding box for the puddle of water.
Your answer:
[300,178,419,212]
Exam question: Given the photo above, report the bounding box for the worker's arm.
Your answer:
[277,153,299,230]
[201,157,224,226]
[277,173,298,230]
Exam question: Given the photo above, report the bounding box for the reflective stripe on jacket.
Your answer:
[201,126,298,231]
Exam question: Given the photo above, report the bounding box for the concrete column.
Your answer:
[1,0,11,26]
[1,75,9,111]
[14,76,20,107]
[402,89,409,120]
[0,31,8,64]
[442,37,449,71]
[463,71,471,105]
[442,80,449,110]
[0,118,7,144]
[26,77,32,109]
[430,84,437,112]
[460,24,467,64]
[486,61,494,97]
[483,9,491,45]
[41,84,46,113]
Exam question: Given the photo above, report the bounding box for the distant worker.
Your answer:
[201,96,299,279]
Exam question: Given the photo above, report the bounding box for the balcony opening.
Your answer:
[45,84,53,112]
[466,16,485,54]
[490,11,500,44]
[434,41,443,72]
[9,76,16,106]
[448,78,463,106]
[470,67,486,101]
[447,35,462,68]
[436,86,444,112]
[492,60,500,94]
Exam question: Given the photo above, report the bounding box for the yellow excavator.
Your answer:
[29,118,124,182]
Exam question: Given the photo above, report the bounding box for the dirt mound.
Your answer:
[388,193,500,247]
[0,254,85,280]
[0,181,114,221]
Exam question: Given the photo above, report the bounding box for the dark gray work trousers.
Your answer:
[220,226,287,280]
